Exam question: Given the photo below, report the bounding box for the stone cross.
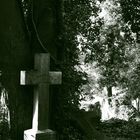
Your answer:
[20,53,62,140]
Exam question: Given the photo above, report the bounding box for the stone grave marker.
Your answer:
[20,53,62,140]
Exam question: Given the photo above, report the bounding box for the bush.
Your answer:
[98,118,140,139]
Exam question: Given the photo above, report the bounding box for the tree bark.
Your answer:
[0,1,33,140]
[0,0,62,139]
[107,86,112,104]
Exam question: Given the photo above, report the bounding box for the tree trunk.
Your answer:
[0,1,33,140]
[136,98,140,112]
[107,86,112,105]
[0,0,62,140]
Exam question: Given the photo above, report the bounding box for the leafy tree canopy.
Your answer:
[119,0,140,33]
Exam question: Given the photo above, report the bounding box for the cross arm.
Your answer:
[20,70,62,85]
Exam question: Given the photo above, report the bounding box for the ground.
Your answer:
[96,118,140,140]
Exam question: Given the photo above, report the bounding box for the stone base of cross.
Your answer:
[20,53,62,140]
[24,129,56,140]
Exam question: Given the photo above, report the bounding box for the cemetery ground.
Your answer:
[1,95,140,140]
[70,100,140,140]
[96,118,140,140]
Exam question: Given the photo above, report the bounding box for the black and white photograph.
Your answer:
[0,0,140,140]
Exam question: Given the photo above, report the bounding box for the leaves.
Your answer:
[120,0,140,33]
[99,119,140,139]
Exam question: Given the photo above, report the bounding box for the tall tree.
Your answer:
[79,0,135,103]
[0,0,63,140]
[0,1,33,140]
[51,0,104,139]
[119,0,140,102]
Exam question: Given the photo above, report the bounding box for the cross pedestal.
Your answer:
[20,53,62,140]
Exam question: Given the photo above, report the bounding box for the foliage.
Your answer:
[20,0,140,139]
[77,0,140,122]
[53,1,99,139]
[58,1,140,133]
[19,0,95,139]
[127,64,140,99]
[118,0,140,99]
[99,118,140,139]
[119,0,140,34]
[78,0,136,100]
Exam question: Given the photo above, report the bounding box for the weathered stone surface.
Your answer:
[20,53,61,140]
[20,71,62,85]
[20,53,62,131]
[24,129,56,140]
